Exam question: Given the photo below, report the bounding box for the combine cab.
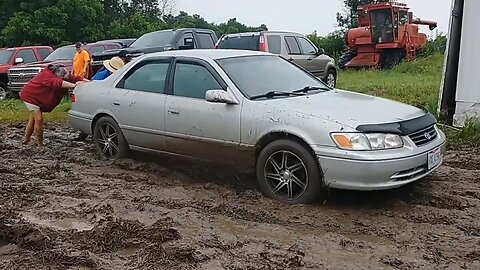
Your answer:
[339,1,437,69]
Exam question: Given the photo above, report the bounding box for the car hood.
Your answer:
[262,89,427,129]
[12,60,72,69]
[0,64,11,73]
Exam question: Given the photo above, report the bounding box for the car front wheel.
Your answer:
[93,116,129,159]
[256,139,323,204]
[0,83,8,100]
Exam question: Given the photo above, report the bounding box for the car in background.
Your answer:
[0,46,53,100]
[8,41,123,95]
[101,38,137,48]
[215,31,337,87]
[68,49,446,205]
[91,28,218,74]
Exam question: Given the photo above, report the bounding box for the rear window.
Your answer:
[217,35,259,51]
[197,33,215,48]
[37,48,52,60]
[267,35,281,54]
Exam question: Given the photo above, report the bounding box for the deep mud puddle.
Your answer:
[1,123,479,269]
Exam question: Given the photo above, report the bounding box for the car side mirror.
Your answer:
[317,48,325,56]
[14,57,24,65]
[205,90,238,104]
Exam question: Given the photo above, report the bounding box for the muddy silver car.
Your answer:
[68,49,446,204]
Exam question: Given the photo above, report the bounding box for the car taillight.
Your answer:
[71,93,75,103]
[259,35,266,52]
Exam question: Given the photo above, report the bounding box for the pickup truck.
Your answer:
[7,41,125,96]
[0,46,54,100]
[91,28,218,74]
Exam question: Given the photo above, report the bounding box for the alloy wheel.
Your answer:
[327,73,336,88]
[0,86,7,100]
[264,150,309,201]
[96,123,119,158]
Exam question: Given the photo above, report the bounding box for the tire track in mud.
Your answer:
[1,123,480,269]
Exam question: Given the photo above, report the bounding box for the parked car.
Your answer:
[90,28,218,74]
[68,49,446,205]
[100,38,137,48]
[0,46,53,100]
[8,41,123,95]
[215,31,337,87]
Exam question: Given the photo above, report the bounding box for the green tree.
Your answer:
[307,30,345,60]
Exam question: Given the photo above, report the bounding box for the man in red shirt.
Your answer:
[20,64,88,146]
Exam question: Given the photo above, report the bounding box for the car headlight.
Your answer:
[331,132,404,150]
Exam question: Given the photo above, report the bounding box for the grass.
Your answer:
[336,53,444,117]
[0,53,478,149]
[0,98,71,123]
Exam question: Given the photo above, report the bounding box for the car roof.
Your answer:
[1,46,52,51]
[222,31,302,37]
[147,49,274,60]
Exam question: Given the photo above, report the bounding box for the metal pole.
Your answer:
[439,0,464,124]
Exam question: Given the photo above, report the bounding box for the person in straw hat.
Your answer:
[91,56,125,81]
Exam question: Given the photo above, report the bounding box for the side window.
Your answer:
[89,45,105,55]
[121,62,170,93]
[37,48,52,60]
[296,37,317,55]
[284,36,301,55]
[16,49,37,63]
[197,33,215,48]
[173,62,222,99]
[267,35,281,54]
[178,33,196,49]
[106,44,121,50]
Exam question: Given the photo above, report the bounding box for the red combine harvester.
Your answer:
[339,1,437,69]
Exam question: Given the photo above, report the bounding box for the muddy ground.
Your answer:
[0,123,479,270]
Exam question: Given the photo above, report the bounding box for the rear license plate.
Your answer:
[428,147,442,169]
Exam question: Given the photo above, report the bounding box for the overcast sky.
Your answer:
[176,0,452,37]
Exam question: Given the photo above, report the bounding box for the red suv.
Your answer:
[0,46,53,100]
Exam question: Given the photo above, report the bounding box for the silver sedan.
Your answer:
[68,49,446,204]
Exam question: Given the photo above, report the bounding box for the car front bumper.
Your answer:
[314,129,447,191]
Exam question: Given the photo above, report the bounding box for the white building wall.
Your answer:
[453,0,480,126]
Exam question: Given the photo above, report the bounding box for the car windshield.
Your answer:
[216,55,328,99]
[217,35,260,51]
[0,50,14,64]
[44,46,77,61]
[130,31,175,48]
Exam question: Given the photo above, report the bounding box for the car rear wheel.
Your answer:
[256,139,323,204]
[93,116,129,159]
[325,69,336,88]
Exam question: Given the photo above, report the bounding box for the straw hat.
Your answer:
[103,57,125,73]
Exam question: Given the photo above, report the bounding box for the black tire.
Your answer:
[93,116,129,159]
[0,83,9,100]
[256,139,323,205]
[381,49,405,69]
[324,68,336,88]
[338,50,356,70]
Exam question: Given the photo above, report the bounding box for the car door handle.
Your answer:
[168,109,179,115]
[307,58,313,61]
[288,58,294,61]
[112,102,120,106]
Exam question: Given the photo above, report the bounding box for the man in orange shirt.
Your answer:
[72,42,90,78]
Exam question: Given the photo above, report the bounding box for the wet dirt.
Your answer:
[0,123,479,270]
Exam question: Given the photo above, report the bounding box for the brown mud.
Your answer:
[0,123,479,269]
